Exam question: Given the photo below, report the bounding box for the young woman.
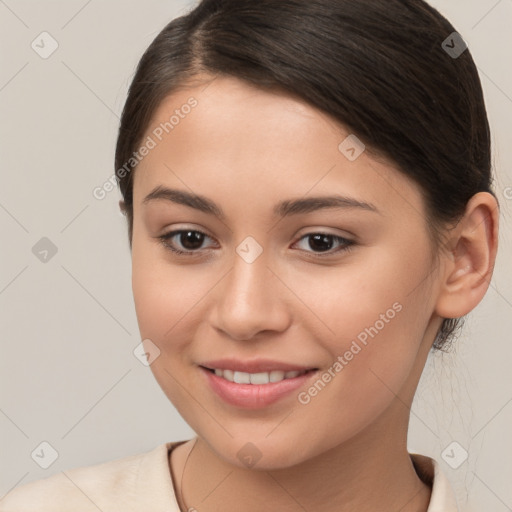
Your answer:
[1,0,499,510]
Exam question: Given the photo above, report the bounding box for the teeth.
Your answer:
[250,372,269,385]
[210,368,308,384]
[269,370,285,382]
[233,371,251,384]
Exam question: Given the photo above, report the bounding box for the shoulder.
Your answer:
[0,442,180,512]
[410,453,460,512]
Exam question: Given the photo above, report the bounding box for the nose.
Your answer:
[210,247,292,341]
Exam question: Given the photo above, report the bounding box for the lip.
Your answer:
[199,358,317,373]
[199,365,318,409]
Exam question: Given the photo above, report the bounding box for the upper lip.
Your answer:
[199,358,318,373]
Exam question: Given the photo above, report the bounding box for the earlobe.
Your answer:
[435,192,499,319]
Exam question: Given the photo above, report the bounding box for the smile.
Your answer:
[199,363,319,409]
[207,368,310,385]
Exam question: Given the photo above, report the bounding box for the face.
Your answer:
[130,75,443,469]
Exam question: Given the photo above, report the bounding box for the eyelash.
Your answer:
[158,229,355,259]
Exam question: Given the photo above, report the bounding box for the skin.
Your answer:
[124,75,498,512]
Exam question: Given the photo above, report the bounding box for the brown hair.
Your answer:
[115,0,495,350]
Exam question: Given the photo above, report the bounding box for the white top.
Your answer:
[0,441,459,511]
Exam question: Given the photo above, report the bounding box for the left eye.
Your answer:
[293,233,354,255]
[159,230,354,256]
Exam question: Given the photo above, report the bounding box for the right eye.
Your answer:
[159,229,217,255]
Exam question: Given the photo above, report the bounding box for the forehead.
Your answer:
[145,76,340,164]
[133,76,424,219]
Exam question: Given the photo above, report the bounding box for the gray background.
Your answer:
[0,0,511,510]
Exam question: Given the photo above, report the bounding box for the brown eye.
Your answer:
[294,233,354,256]
[307,234,335,252]
[159,229,214,254]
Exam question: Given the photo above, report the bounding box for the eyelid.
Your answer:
[295,225,356,241]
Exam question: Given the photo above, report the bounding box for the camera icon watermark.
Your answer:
[237,442,262,468]
[441,441,468,469]
[31,31,59,59]
[32,237,58,263]
[133,339,161,366]
[236,236,263,264]
[441,32,468,59]
[338,134,366,161]
[31,441,59,469]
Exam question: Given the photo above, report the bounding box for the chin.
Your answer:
[198,430,327,472]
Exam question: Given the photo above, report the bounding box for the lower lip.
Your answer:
[200,366,317,409]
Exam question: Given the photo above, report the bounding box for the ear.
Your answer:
[435,192,499,319]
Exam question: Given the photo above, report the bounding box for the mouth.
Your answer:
[198,363,319,409]
[200,366,316,385]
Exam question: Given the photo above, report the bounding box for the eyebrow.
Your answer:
[142,185,379,219]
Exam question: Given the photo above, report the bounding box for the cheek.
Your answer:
[293,244,431,350]
[131,238,214,352]
[290,248,433,411]
[295,313,423,452]
[130,241,207,410]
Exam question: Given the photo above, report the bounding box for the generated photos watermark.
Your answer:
[298,301,403,405]
[93,97,198,200]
